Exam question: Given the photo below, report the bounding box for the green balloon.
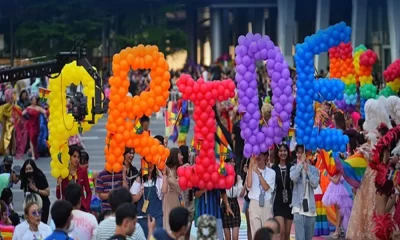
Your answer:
[379,86,396,97]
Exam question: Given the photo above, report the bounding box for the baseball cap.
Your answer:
[3,155,13,164]
[12,165,21,176]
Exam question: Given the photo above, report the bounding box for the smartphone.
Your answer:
[137,215,148,220]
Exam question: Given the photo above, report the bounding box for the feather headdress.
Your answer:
[363,97,392,146]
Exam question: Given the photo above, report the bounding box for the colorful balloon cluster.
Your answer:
[355,46,377,117]
[329,43,357,112]
[294,22,349,151]
[48,61,102,179]
[234,33,294,157]
[383,59,400,97]
[105,45,170,172]
[176,74,236,190]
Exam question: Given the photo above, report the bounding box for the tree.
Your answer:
[12,0,188,56]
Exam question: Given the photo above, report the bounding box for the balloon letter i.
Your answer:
[294,22,349,152]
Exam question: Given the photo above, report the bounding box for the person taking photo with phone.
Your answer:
[290,144,320,240]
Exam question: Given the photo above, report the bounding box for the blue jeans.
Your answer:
[293,213,316,240]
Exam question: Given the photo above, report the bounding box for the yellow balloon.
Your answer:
[60,168,69,179]
[51,168,61,178]
[48,61,103,179]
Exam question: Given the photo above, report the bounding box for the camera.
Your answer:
[69,92,88,122]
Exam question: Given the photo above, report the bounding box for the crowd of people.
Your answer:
[0,58,398,240]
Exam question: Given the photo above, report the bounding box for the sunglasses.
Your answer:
[31,210,42,217]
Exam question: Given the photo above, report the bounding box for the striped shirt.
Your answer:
[93,216,146,240]
[96,170,124,211]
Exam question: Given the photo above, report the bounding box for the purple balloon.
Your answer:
[259,49,268,59]
[237,65,247,75]
[282,68,290,79]
[244,72,253,82]
[242,56,251,66]
[253,145,261,155]
[235,33,294,158]
[274,102,283,113]
[239,80,248,90]
[283,85,292,95]
[278,78,286,89]
[248,63,256,73]
[249,42,258,53]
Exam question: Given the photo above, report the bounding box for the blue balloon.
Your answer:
[294,22,350,151]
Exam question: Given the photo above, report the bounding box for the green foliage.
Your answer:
[12,0,187,56]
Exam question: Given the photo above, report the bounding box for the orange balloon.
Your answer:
[105,45,171,172]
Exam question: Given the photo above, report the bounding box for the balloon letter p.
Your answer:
[294,22,349,151]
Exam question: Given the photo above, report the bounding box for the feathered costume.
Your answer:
[346,97,391,240]
[370,125,400,240]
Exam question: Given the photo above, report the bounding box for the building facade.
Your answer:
[177,0,400,72]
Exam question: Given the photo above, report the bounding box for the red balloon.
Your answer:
[177,166,185,177]
[198,180,206,189]
[195,164,205,175]
[185,168,192,180]
[226,164,235,175]
[206,181,214,190]
[218,178,226,189]
[203,172,211,182]
[211,172,219,183]
[179,177,188,190]
[175,74,236,190]
[191,175,199,185]
[225,175,234,189]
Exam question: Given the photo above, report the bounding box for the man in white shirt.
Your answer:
[65,183,98,240]
[246,151,276,238]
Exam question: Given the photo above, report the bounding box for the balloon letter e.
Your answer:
[235,33,294,158]
[294,22,349,151]
[176,74,236,191]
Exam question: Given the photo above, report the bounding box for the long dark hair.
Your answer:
[274,143,290,166]
[179,145,189,165]
[334,111,346,131]
[142,164,158,183]
[20,159,45,191]
[225,158,238,185]
[166,148,180,169]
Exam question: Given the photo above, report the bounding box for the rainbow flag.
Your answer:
[215,125,232,160]
[341,152,368,189]
[314,155,337,236]
[190,138,196,153]
[133,120,143,134]
[315,194,334,236]
[318,150,339,177]
[165,101,181,142]
[178,100,190,146]
[0,224,14,240]
[141,158,148,176]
